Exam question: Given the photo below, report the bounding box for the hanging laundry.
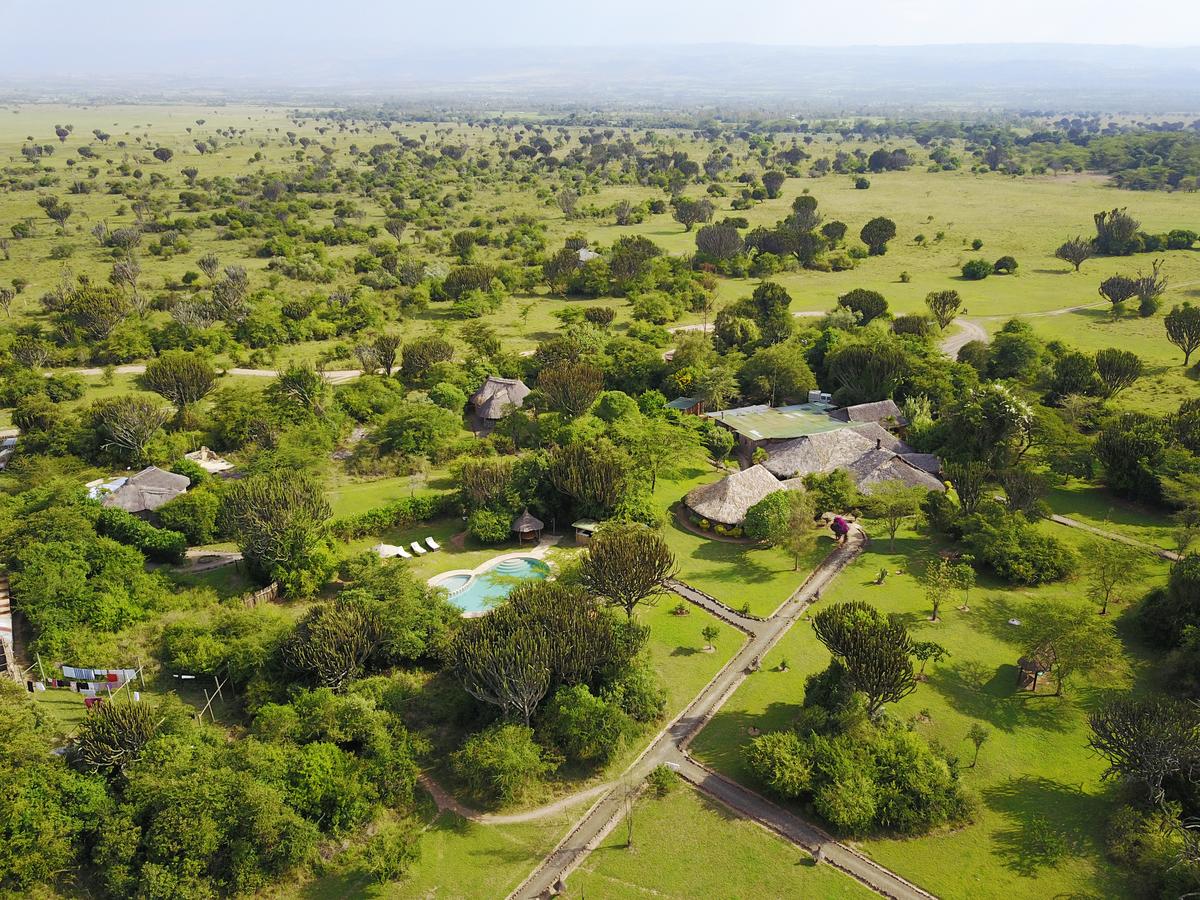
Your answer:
[106,673,119,683]
[33,682,46,692]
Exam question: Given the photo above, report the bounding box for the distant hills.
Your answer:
[3,44,1199,113]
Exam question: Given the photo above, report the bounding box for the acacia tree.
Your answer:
[1084,540,1145,615]
[812,600,916,716]
[621,417,699,491]
[911,640,949,677]
[1165,303,1200,366]
[141,350,218,417]
[1055,235,1094,271]
[865,482,925,551]
[579,523,678,620]
[1095,348,1143,399]
[671,197,715,232]
[925,290,962,329]
[762,170,786,198]
[1022,600,1122,697]
[1088,695,1200,806]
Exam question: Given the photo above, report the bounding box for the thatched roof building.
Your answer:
[511,508,545,542]
[830,399,908,429]
[100,466,190,515]
[760,423,944,496]
[471,376,530,420]
[685,464,799,527]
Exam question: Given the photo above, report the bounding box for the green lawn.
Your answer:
[285,799,584,900]
[567,785,875,899]
[690,519,1170,900]
[1044,478,1179,552]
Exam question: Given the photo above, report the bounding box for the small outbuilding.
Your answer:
[665,396,704,416]
[511,508,545,543]
[572,518,600,545]
[830,399,908,431]
[471,376,531,421]
[1017,648,1056,692]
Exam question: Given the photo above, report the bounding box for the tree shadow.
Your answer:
[982,776,1116,884]
[927,660,1072,733]
[671,646,701,657]
[1030,267,1072,275]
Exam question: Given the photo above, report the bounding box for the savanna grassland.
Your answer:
[1,101,1199,900]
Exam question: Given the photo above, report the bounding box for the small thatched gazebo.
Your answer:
[1017,646,1056,691]
[511,508,544,543]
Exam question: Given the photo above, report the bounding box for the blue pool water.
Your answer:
[432,556,550,614]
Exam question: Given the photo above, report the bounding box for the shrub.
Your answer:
[330,492,455,540]
[646,764,678,797]
[961,258,993,280]
[542,684,631,765]
[452,723,557,806]
[95,506,187,562]
[156,487,221,546]
[993,255,1018,274]
[466,508,511,545]
[960,506,1077,585]
[854,177,870,189]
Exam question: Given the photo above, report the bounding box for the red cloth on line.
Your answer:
[107,673,119,683]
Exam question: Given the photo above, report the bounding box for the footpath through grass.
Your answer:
[566,785,874,899]
[690,520,1169,900]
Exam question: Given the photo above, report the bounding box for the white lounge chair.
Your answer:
[374,543,403,559]
[397,546,413,559]
[411,541,428,555]
[425,537,441,551]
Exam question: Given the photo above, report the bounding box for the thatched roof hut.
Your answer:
[684,464,793,527]
[471,377,530,420]
[511,508,545,542]
[830,399,908,429]
[100,466,189,515]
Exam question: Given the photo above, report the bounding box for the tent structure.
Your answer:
[511,508,545,542]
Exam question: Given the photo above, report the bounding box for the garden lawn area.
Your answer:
[1044,478,1179,552]
[326,473,437,520]
[689,519,1170,900]
[654,460,833,618]
[283,798,583,900]
[566,785,874,899]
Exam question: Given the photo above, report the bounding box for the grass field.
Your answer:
[689,519,1171,899]
[566,785,875,899]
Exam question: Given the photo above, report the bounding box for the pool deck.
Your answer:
[427,535,561,617]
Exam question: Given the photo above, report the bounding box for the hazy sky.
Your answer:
[5,0,1199,62]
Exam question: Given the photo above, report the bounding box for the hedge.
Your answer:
[330,492,456,540]
[96,506,188,563]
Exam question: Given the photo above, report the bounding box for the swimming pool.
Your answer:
[430,555,551,615]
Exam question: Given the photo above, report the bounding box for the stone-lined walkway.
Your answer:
[507,526,933,900]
